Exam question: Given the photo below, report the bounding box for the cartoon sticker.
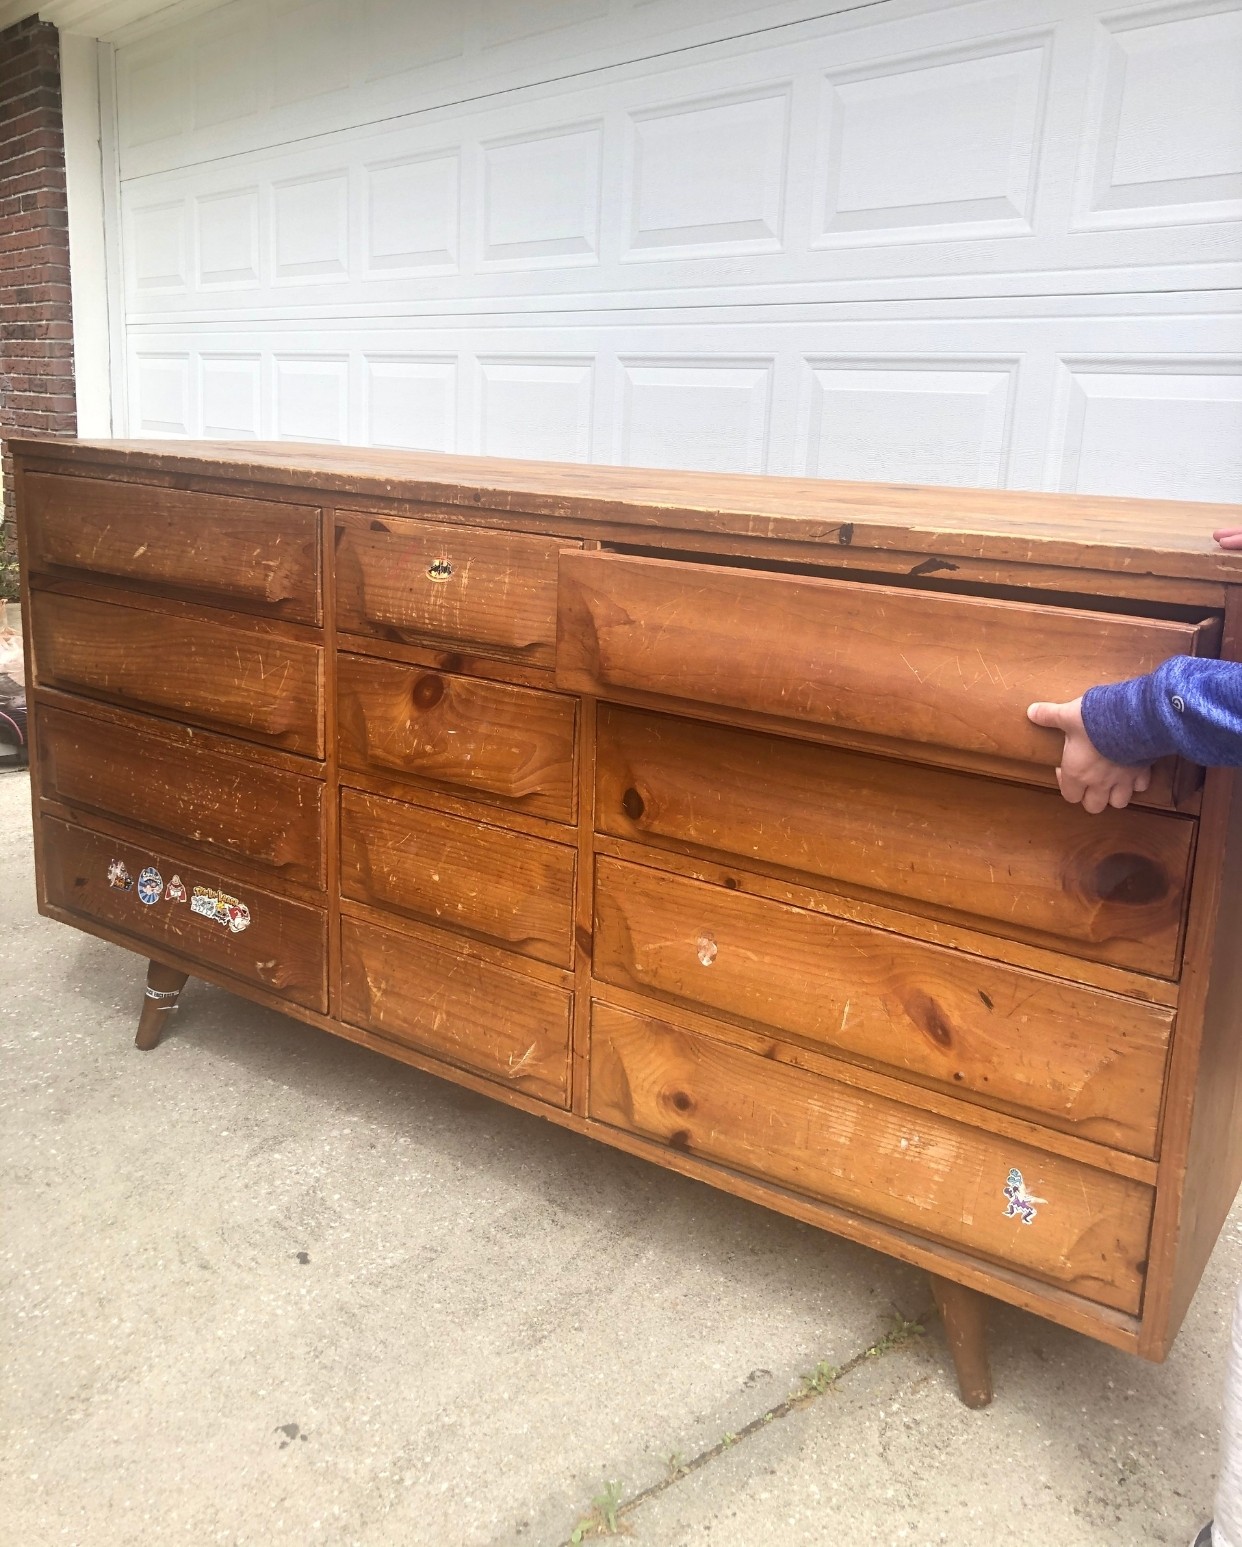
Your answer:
[164,875,187,904]
[137,867,163,906]
[107,859,133,891]
[1002,1167,1045,1226]
[191,885,251,934]
[426,558,453,581]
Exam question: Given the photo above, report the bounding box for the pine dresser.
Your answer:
[12,436,1242,1406]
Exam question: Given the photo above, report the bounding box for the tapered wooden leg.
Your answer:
[135,960,189,1051]
[929,1273,994,1408]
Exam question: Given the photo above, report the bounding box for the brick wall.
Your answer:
[0,14,76,600]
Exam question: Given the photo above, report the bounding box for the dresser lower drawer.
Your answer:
[594,857,1171,1156]
[339,788,575,968]
[597,706,1193,978]
[41,818,327,1012]
[589,1001,1153,1313]
[37,704,325,888]
[340,914,572,1107]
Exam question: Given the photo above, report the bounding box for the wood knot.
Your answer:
[670,1090,694,1113]
[621,787,645,821]
[411,674,444,709]
[369,519,390,533]
[668,1128,693,1151]
[1092,852,1168,907]
[902,989,955,1049]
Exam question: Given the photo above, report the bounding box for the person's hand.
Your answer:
[1214,526,1242,550]
[1026,697,1152,813]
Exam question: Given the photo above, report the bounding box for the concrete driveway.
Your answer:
[0,767,1233,1547]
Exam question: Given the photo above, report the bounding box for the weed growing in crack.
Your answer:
[569,1480,627,1541]
[798,1359,841,1397]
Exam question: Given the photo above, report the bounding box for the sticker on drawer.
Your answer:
[1003,1168,1045,1226]
[136,866,163,906]
[164,874,187,903]
[190,885,251,933]
[107,858,133,891]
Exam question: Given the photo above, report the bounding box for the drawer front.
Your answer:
[559,551,1215,787]
[597,707,1193,978]
[341,915,571,1106]
[31,592,324,757]
[339,788,575,968]
[337,653,576,822]
[590,1001,1152,1313]
[41,817,326,1011]
[37,705,325,888]
[594,857,1171,1155]
[336,512,576,664]
[24,473,320,623]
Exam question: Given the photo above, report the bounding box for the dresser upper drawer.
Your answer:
[31,592,324,758]
[337,653,576,823]
[336,512,579,664]
[558,551,1218,794]
[23,473,321,623]
[597,707,1193,978]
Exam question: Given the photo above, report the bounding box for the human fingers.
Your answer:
[1082,783,1111,815]
[1027,700,1073,730]
[1133,766,1152,793]
[1108,781,1135,810]
[1213,526,1242,550]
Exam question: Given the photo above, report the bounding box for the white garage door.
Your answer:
[109,0,1242,502]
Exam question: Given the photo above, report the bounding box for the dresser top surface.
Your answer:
[11,436,1242,584]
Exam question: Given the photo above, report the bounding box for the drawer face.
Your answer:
[559,551,1215,788]
[41,817,327,1011]
[341,915,572,1106]
[336,512,577,664]
[594,857,1172,1155]
[31,592,324,757]
[590,1001,1153,1313]
[24,473,320,623]
[337,653,576,822]
[37,705,325,888]
[597,707,1193,978]
[339,788,575,968]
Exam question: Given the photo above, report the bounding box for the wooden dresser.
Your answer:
[12,437,1242,1406]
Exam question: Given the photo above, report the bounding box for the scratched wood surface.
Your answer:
[41,816,327,1011]
[15,437,1242,584]
[337,651,576,822]
[558,551,1216,789]
[339,787,575,968]
[340,913,571,1106]
[336,510,576,663]
[30,590,325,757]
[36,703,325,888]
[589,999,1153,1313]
[596,706,1193,978]
[593,856,1172,1155]
[23,472,321,622]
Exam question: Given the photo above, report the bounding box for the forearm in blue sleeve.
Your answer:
[1081,657,1242,767]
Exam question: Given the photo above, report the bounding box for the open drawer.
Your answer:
[557,550,1220,799]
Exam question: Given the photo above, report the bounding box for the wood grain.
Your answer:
[30,590,325,757]
[42,816,327,1011]
[596,706,1194,978]
[337,651,576,821]
[336,510,576,663]
[340,913,571,1106]
[589,1000,1154,1313]
[36,703,325,887]
[23,471,321,622]
[558,551,1215,790]
[339,788,575,968]
[17,437,1242,585]
[593,856,1172,1155]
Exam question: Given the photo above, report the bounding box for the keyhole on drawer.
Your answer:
[412,674,444,709]
[697,933,717,967]
[621,787,645,821]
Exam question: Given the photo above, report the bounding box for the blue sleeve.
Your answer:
[1081,657,1242,767]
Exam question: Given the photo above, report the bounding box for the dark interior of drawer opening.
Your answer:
[601,541,1221,627]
